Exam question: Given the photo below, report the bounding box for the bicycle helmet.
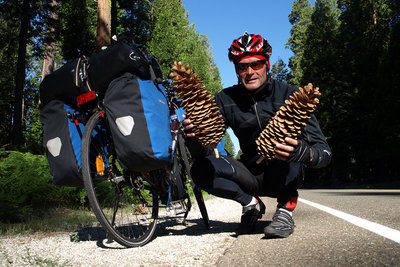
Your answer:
[228,31,272,70]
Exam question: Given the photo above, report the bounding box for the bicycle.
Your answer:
[78,78,210,248]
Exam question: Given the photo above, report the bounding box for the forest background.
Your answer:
[0,0,399,222]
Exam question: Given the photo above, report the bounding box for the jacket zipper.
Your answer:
[249,95,263,130]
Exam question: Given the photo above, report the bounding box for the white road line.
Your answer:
[298,198,400,244]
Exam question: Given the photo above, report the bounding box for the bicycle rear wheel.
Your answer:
[177,134,210,229]
[81,111,159,247]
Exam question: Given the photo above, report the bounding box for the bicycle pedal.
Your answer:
[166,200,188,215]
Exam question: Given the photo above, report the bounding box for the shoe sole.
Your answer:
[264,228,294,238]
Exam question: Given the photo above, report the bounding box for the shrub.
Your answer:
[0,151,85,222]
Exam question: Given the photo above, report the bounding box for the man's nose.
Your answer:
[246,66,255,74]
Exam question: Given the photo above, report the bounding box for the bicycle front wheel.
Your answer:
[81,111,159,247]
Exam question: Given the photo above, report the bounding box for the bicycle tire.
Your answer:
[81,111,159,247]
[177,134,210,229]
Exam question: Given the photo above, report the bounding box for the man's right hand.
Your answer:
[182,114,195,137]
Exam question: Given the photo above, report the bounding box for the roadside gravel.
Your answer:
[0,197,242,266]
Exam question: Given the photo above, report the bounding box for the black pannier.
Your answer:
[40,100,85,187]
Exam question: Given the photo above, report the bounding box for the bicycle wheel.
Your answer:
[81,111,159,247]
[177,134,210,229]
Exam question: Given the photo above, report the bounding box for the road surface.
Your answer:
[217,189,400,266]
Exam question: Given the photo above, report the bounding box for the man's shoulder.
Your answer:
[216,84,242,100]
[220,84,241,93]
[270,78,298,96]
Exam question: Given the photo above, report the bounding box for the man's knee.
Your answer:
[190,157,215,188]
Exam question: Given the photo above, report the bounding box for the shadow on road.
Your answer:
[155,218,238,237]
[72,226,107,242]
[71,217,251,248]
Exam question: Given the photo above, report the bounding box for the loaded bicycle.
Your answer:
[77,77,210,248]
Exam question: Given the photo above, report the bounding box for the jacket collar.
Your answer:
[239,75,272,99]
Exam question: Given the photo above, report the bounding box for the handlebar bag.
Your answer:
[39,41,162,108]
[40,100,85,187]
[103,72,172,171]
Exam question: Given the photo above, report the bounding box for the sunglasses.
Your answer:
[237,60,266,73]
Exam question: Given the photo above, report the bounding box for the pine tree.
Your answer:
[147,0,222,95]
[286,0,313,86]
[270,59,290,82]
[57,0,97,60]
[118,0,153,44]
[0,3,19,148]
[337,0,394,180]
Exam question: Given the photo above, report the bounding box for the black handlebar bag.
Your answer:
[103,72,172,171]
[39,41,162,108]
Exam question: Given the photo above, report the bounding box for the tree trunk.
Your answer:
[12,0,29,147]
[111,0,117,38]
[41,0,58,83]
[96,0,111,51]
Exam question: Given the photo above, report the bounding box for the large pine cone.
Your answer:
[169,61,225,157]
[256,83,321,160]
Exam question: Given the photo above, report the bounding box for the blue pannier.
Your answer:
[103,72,172,171]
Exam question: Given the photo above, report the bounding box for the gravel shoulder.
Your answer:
[0,197,242,266]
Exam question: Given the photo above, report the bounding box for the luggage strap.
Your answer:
[74,55,93,92]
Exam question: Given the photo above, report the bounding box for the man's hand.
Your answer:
[274,137,313,163]
[274,137,298,161]
[182,114,195,138]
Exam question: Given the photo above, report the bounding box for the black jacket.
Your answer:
[215,78,332,174]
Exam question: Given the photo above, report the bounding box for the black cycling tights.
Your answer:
[190,155,259,206]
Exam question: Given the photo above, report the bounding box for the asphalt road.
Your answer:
[216,189,400,267]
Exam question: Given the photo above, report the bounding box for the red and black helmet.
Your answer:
[228,32,272,68]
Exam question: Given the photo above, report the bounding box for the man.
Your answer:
[184,32,332,238]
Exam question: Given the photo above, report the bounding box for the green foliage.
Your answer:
[147,0,222,96]
[118,0,153,44]
[0,151,85,222]
[146,0,190,75]
[24,46,45,154]
[223,132,234,156]
[286,0,313,86]
[235,149,243,160]
[0,12,18,149]
[57,0,98,60]
[288,0,400,183]
[270,58,291,82]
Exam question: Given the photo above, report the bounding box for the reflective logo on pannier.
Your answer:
[116,116,134,136]
[46,137,62,157]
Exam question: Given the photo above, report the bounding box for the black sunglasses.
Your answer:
[237,60,266,73]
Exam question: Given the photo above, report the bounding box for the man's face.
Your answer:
[235,57,268,91]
